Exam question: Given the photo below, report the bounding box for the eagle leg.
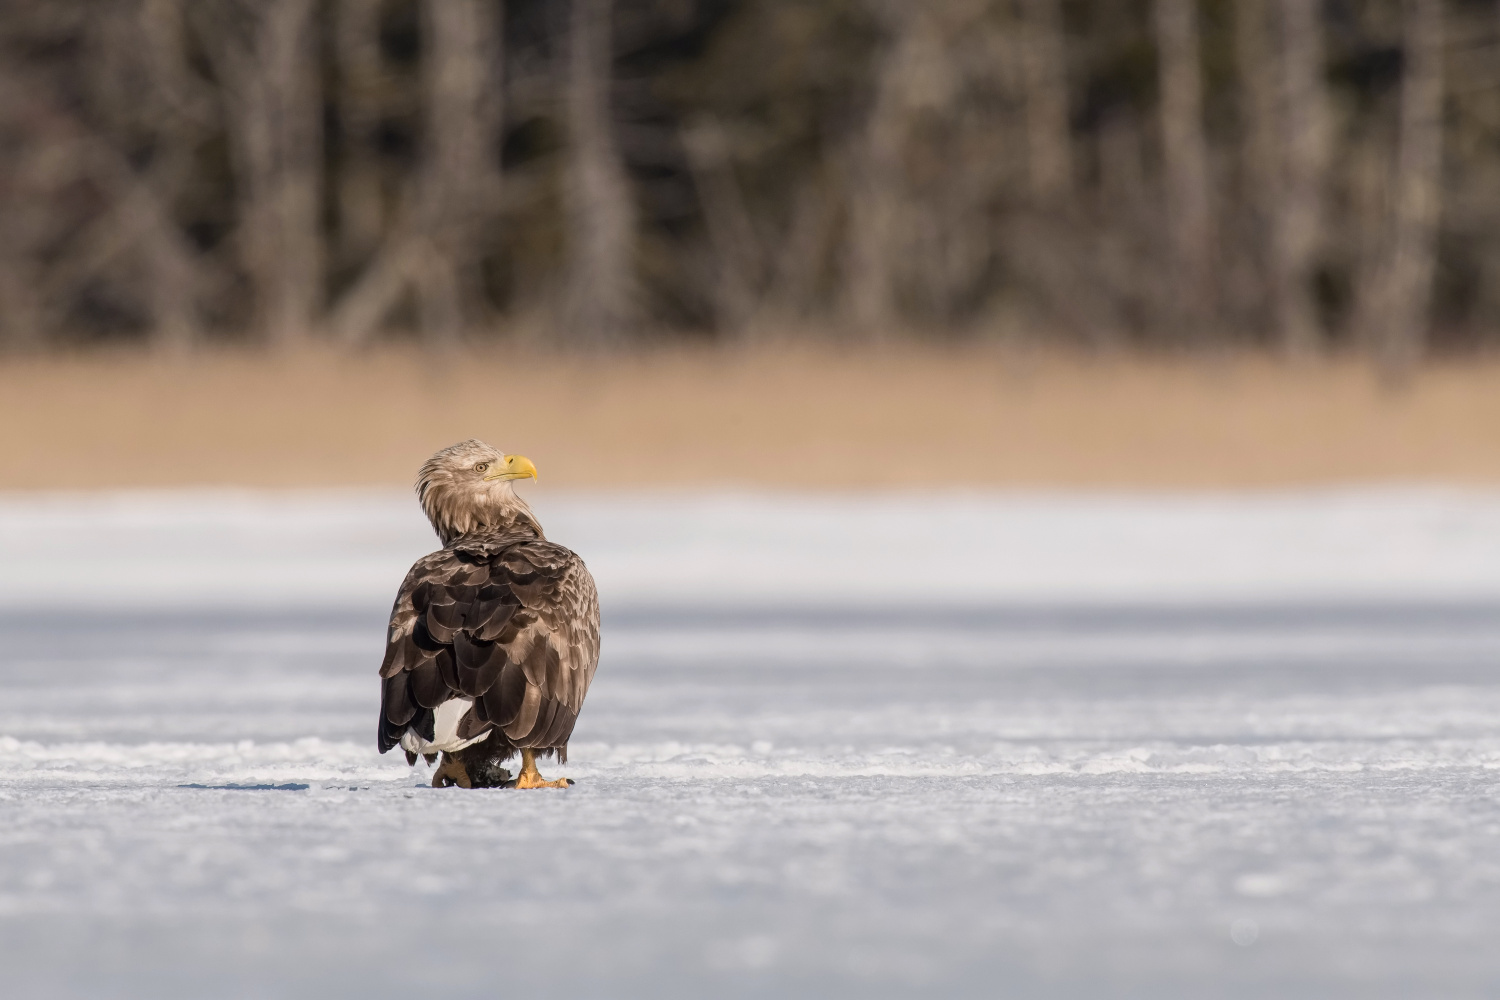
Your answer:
[512,748,574,789]
[431,752,473,789]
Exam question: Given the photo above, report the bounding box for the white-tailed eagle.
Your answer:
[377,439,600,789]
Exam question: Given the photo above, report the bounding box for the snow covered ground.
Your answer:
[3,489,1500,998]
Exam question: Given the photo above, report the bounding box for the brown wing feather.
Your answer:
[377,532,600,755]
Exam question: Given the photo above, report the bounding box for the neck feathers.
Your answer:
[420,484,544,547]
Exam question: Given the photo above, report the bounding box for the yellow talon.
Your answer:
[511,748,573,789]
[431,753,473,788]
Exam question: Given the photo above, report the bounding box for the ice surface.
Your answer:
[9,486,1500,609]
[3,490,1500,998]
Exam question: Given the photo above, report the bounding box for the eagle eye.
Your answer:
[475,463,489,474]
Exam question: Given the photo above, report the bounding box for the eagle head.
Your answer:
[416,439,539,545]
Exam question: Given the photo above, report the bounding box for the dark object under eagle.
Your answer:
[376,439,600,789]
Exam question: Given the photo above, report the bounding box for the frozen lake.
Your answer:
[3,489,1500,998]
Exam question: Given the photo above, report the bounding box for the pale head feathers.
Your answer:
[416,439,542,545]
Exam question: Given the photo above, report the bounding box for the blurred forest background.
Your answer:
[3,0,1500,374]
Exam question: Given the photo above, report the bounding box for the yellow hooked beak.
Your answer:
[484,454,538,483]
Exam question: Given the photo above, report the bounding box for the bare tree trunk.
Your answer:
[1271,0,1331,357]
[206,0,323,347]
[842,120,900,335]
[0,61,70,349]
[1018,0,1072,206]
[1153,0,1217,341]
[563,0,635,346]
[86,145,201,353]
[1092,108,1153,342]
[682,118,764,336]
[327,237,421,344]
[130,0,204,352]
[1233,0,1278,334]
[842,3,928,336]
[0,247,46,352]
[1358,0,1445,376]
[765,175,837,325]
[333,0,388,272]
[330,0,500,346]
[328,0,410,343]
[415,0,498,343]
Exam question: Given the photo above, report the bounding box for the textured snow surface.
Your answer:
[4,489,1500,998]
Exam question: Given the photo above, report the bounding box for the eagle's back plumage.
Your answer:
[377,525,600,764]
